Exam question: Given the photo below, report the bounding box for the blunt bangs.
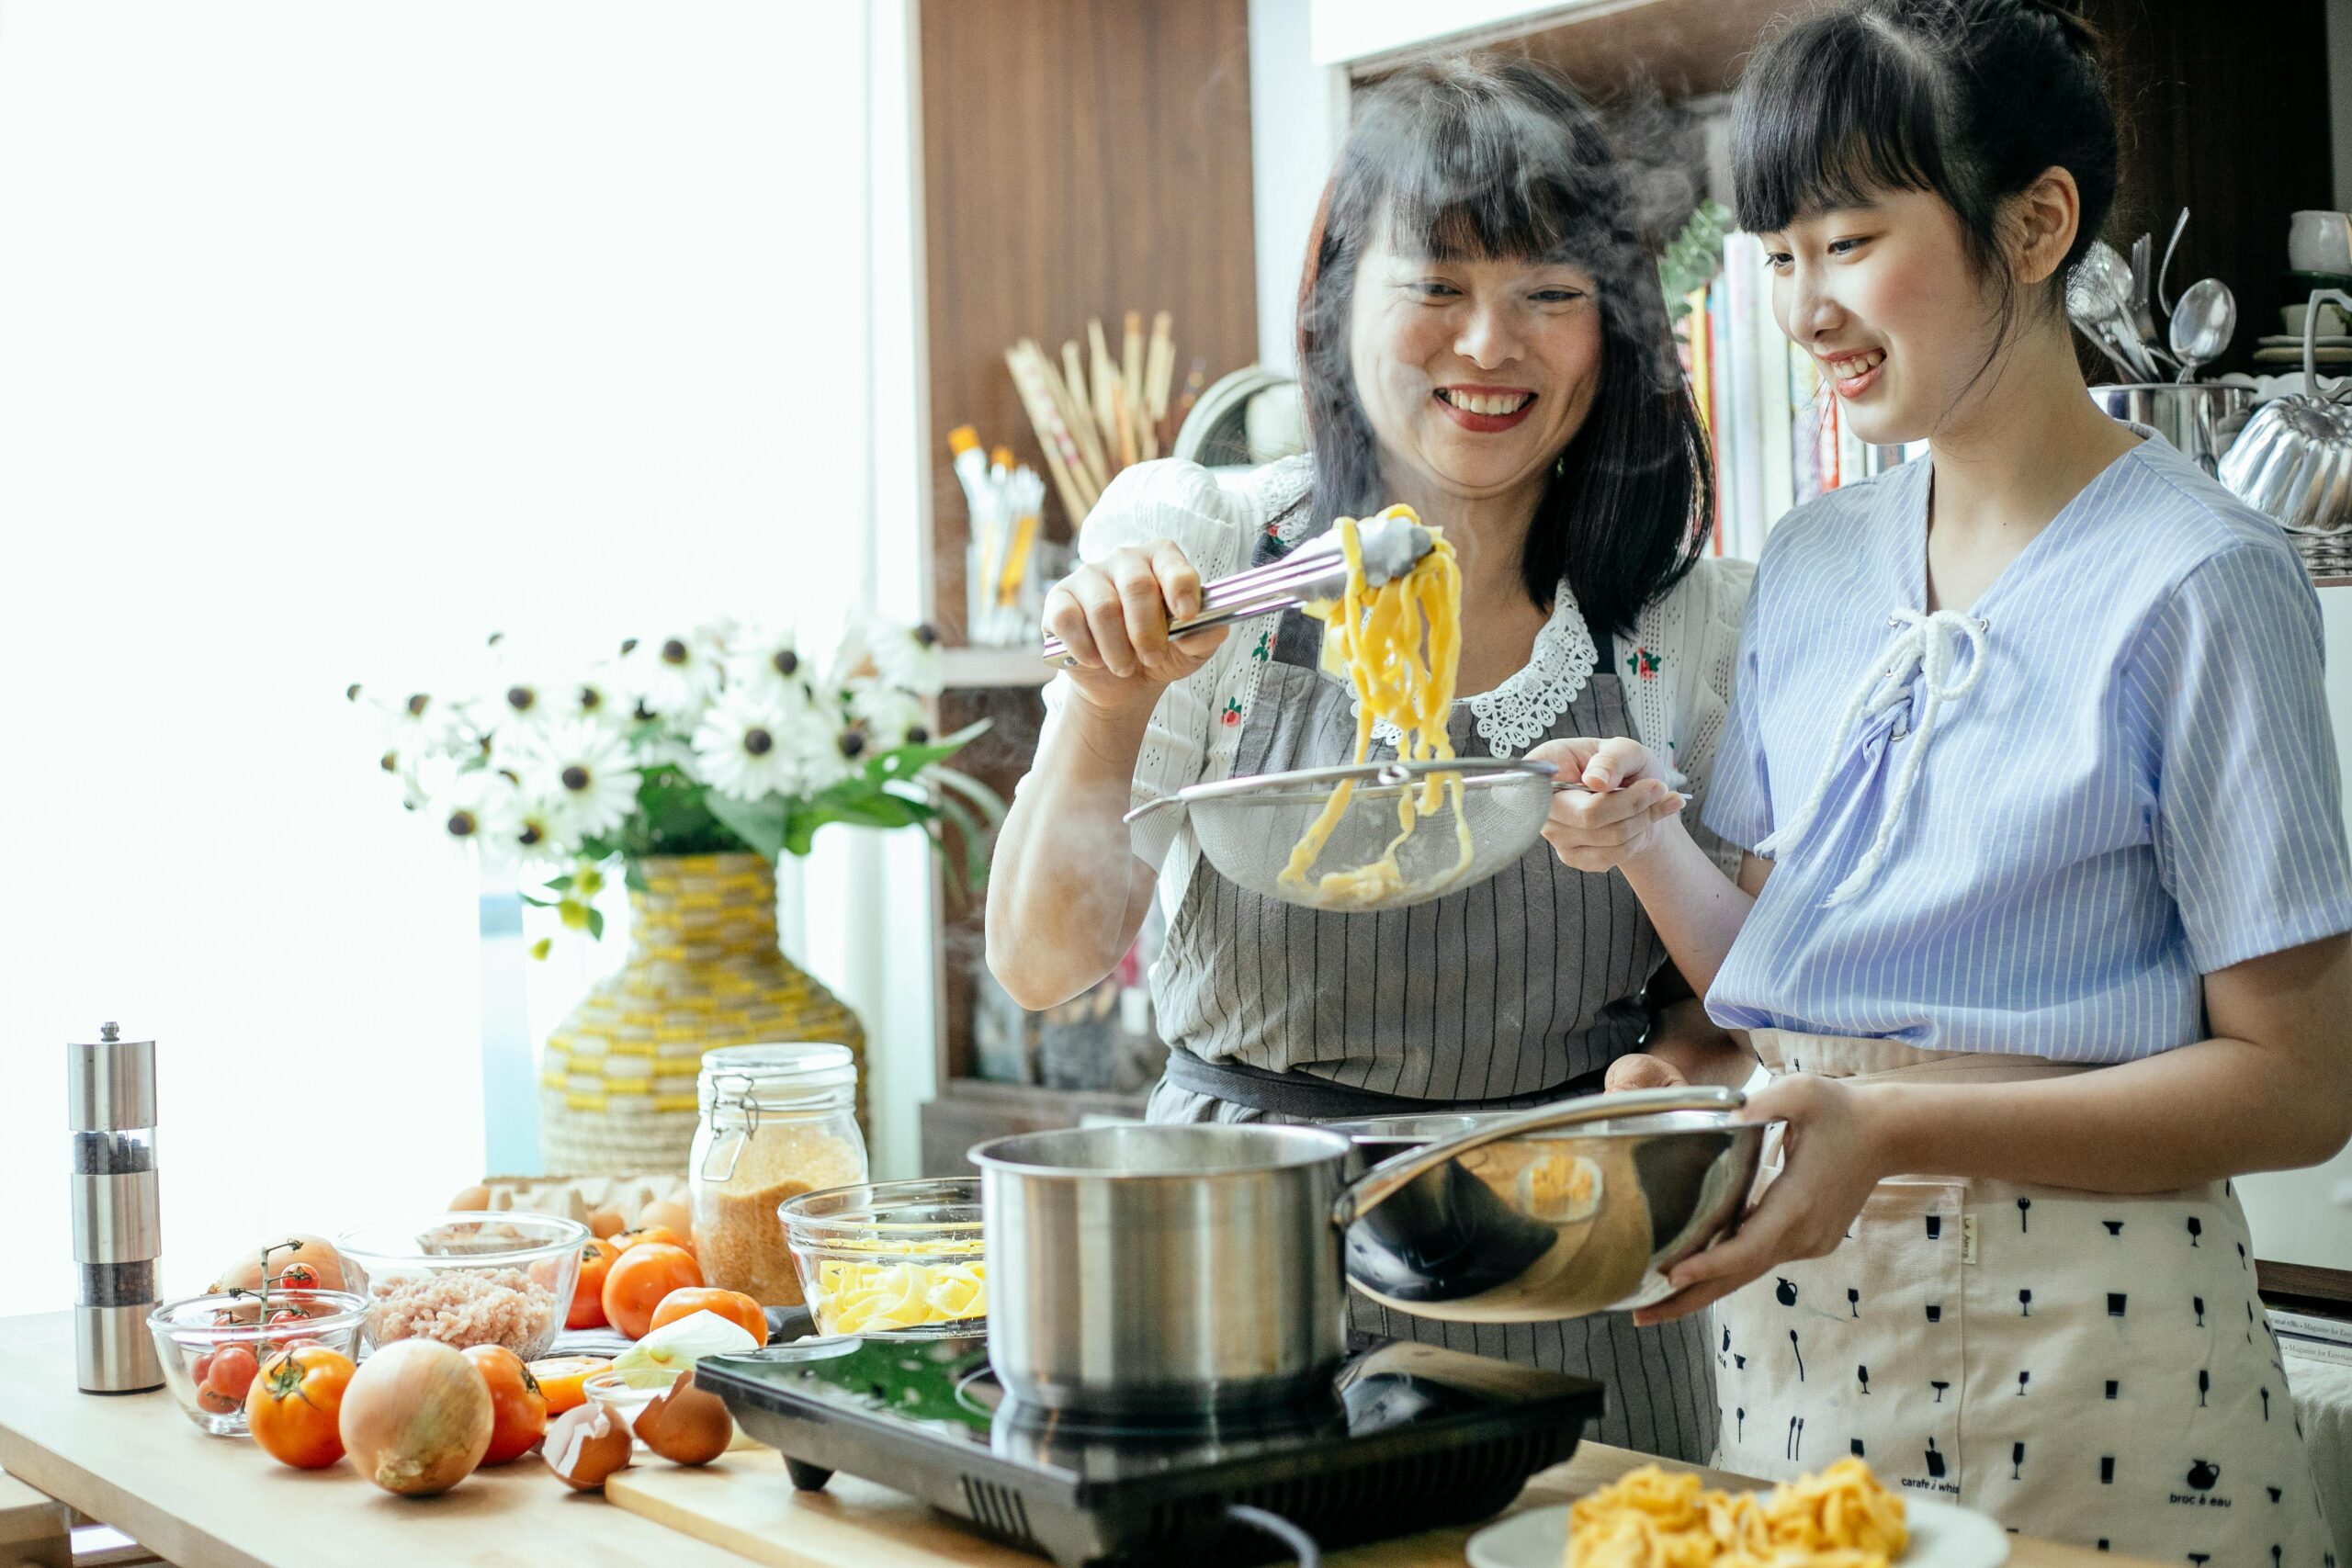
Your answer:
[1731,10,1951,234]
[1366,85,1600,268]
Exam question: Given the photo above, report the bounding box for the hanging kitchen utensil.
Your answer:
[2218,289,2352,536]
[2131,232,2158,346]
[2168,277,2236,383]
[2156,208,2191,317]
[1039,509,1434,667]
[970,1085,1758,1416]
[2068,259,2162,382]
[1125,756,1614,914]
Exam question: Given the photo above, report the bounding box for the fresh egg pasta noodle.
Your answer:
[1280,505,1473,907]
[1566,1460,1908,1568]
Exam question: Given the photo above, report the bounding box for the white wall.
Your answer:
[1249,0,1351,375]
[2239,586,2352,1271]
[0,2,923,1316]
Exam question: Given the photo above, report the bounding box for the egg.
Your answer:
[585,1207,626,1239]
[638,1199,694,1239]
[633,1377,734,1466]
[543,1404,633,1490]
[448,1184,492,1211]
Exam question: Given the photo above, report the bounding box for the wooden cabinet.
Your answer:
[913,0,1257,1170]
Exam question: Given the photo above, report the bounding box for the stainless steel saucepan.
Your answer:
[968,1085,1761,1417]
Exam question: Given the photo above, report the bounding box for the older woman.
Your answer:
[985,57,1747,1461]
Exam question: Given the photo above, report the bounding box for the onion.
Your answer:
[339,1339,493,1496]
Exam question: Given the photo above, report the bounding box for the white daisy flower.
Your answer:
[728,624,814,709]
[481,791,578,871]
[520,719,643,839]
[692,684,815,801]
[627,630,725,720]
[435,767,523,852]
[833,617,943,695]
[848,682,931,750]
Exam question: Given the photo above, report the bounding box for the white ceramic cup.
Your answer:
[2289,210,2352,275]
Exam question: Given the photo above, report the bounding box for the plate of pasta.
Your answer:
[1464,1460,2008,1568]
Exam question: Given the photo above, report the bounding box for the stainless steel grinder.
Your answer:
[68,1021,164,1393]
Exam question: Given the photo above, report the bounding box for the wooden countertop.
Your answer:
[0,1311,751,1568]
[606,1441,2142,1568]
[0,1310,2154,1568]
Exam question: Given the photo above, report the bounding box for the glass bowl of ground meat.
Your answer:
[336,1213,587,1360]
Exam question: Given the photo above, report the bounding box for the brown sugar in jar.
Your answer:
[687,1044,866,1307]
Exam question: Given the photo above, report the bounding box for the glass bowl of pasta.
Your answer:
[780,1179,986,1337]
[1125,755,1566,912]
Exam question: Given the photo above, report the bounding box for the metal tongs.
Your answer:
[1040,512,1435,668]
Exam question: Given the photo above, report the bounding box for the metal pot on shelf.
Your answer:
[968,1084,1762,1417]
[2087,381,2253,477]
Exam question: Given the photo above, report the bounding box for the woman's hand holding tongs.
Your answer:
[1043,540,1229,714]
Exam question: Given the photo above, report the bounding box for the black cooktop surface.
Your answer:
[696,1333,1602,1567]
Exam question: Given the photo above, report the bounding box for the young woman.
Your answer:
[987,59,1744,1460]
[1535,0,2352,1555]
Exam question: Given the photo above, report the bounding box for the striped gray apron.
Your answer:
[1143,604,1718,1462]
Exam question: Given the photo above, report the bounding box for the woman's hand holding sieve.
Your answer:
[1528,737,1686,872]
[1043,540,1230,712]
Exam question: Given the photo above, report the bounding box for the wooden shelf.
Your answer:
[941,645,1057,689]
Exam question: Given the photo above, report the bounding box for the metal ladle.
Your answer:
[2169,278,2236,383]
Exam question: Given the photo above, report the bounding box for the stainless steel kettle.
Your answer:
[2218,288,2352,535]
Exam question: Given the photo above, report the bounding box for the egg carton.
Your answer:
[458,1172,688,1232]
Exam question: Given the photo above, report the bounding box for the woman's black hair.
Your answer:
[1293,57,1710,637]
[1732,0,2119,326]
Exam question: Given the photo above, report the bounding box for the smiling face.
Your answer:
[1761,187,2016,446]
[1346,225,1605,505]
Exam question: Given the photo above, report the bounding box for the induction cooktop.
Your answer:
[695,1333,1603,1568]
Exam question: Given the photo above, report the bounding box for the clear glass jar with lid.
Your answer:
[688,1043,867,1306]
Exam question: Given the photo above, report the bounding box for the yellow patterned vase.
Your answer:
[538,853,866,1177]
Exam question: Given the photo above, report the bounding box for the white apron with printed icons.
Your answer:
[1712,1030,2337,1568]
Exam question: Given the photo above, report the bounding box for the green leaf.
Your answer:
[518,892,556,909]
[868,717,992,782]
[929,765,1008,831]
[705,793,791,861]
[546,874,575,892]
[586,907,605,941]
[932,790,992,893]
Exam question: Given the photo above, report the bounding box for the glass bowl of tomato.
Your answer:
[781,1178,986,1338]
[335,1213,588,1361]
[147,1289,368,1437]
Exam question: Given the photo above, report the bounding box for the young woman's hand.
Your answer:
[1630,1074,1891,1326]
[1526,736,1686,872]
[1042,541,1229,716]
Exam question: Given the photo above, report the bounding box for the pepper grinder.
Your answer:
[68,1021,164,1393]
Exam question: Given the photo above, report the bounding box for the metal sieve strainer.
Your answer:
[1124,758,1571,913]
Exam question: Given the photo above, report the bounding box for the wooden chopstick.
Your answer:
[1004,344,1095,522]
[1144,310,1175,453]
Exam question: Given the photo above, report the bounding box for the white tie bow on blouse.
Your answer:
[1757,607,1989,905]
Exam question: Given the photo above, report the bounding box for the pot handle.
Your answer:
[2305,289,2352,405]
[1329,1084,1747,1230]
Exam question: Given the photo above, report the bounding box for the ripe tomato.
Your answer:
[602,1242,703,1338]
[462,1344,548,1464]
[648,1288,767,1346]
[206,1344,259,1402]
[245,1345,355,1469]
[565,1238,621,1330]
[526,1355,610,1416]
[612,1224,692,1256]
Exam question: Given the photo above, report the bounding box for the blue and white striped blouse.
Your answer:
[1703,422,2352,1061]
